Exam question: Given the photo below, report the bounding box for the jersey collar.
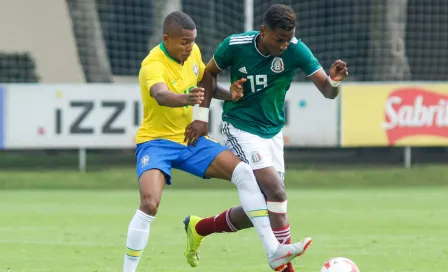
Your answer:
[253,33,270,58]
[159,42,182,64]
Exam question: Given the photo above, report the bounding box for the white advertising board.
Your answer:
[5,84,141,148]
[4,83,338,149]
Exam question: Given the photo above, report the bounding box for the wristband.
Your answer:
[328,76,341,87]
[195,107,209,122]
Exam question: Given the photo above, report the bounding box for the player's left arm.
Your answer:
[197,60,244,102]
[295,41,348,99]
[185,38,245,146]
[211,82,246,101]
[309,60,348,99]
[212,83,232,101]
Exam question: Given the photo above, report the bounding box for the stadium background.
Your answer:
[0,1,447,271]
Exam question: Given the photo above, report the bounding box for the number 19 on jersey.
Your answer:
[247,74,267,92]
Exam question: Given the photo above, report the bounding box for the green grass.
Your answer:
[1,165,448,190]
[0,166,447,271]
[1,189,447,271]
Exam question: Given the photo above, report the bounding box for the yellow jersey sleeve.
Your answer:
[193,44,206,82]
[140,61,166,91]
[198,61,206,82]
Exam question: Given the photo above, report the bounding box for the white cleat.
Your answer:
[268,237,313,271]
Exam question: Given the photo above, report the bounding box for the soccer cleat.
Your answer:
[183,215,205,267]
[280,263,295,272]
[268,237,312,271]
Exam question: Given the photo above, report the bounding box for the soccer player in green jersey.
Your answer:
[124,10,314,272]
[183,4,348,272]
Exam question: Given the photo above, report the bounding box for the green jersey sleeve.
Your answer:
[294,40,322,76]
[213,36,233,70]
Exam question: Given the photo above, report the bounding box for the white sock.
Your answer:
[231,162,279,257]
[123,209,155,272]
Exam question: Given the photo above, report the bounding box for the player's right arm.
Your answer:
[294,41,348,99]
[142,61,204,108]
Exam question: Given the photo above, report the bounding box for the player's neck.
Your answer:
[255,35,269,56]
[161,42,184,65]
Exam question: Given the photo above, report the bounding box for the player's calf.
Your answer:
[256,170,294,271]
[195,208,239,236]
[253,167,288,228]
[267,198,294,271]
[123,169,165,272]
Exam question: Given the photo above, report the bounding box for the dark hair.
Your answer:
[263,4,296,31]
[163,11,196,35]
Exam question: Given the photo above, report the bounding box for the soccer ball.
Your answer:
[320,257,360,272]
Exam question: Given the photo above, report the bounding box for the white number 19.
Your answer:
[247,75,267,92]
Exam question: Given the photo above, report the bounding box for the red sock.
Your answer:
[195,208,238,236]
[273,225,295,272]
[273,224,291,244]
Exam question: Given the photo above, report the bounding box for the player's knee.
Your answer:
[265,184,287,202]
[231,162,256,188]
[140,195,160,216]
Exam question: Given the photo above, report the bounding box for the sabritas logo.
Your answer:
[382,88,448,145]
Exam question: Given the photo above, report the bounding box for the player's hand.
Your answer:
[184,120,208,146]
[185,87,205,106]
[230,78,246,101]
[329,60,348,82]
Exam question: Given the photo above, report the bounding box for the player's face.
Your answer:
[164,28,197,62]
[260,26,295,57]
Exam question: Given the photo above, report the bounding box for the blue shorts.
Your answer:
[135,136,227,185]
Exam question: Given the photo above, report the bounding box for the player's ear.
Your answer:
[162,34,170,43]
[260,25,266,37]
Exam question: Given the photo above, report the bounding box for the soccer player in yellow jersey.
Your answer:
[123,11,312,272]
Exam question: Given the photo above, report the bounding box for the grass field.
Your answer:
[1,165,448,271]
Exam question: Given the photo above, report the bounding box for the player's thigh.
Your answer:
[136,139,182,185]
[174,136,237,181]
[222,122,285,198]
[254,131,287,201]
[205,149,242,181]
[222,121,274,170]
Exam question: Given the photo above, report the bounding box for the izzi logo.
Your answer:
[54,100,141,135]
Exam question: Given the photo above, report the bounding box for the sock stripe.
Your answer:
[274,231,290,237]
[272,225,291,232]
[126,247,143,258]
[273,225,291,244]
[273,228,291,235]
[278,236,291,244]
[275,234,291,240]
[225,209,238,232]
[246,209,268,218]
[226,217,238,232]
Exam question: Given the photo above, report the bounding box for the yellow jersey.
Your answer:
[135,42,206,145]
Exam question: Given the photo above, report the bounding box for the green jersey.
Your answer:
[214,31,322,138]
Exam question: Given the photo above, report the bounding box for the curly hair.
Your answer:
[263,4,296,31]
